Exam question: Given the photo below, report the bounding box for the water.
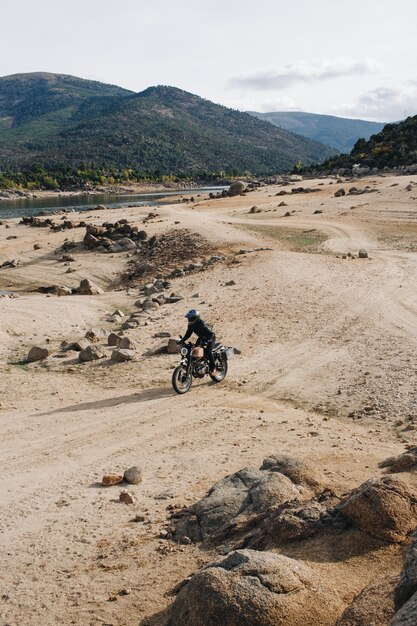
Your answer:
[0,187,226,220]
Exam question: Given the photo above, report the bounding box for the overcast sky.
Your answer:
[1,0,416,122]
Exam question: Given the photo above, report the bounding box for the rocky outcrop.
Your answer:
[390,592,417,625]
[168,549,342,626]
[172,456,328,545]
[228,180,246,197]
[338,477,417,543]
[395,530,417,609]
[380,448,417,473]
[337,574,398,625]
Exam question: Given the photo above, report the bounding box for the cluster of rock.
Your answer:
[161,454,417,626]
[37,278,104,297]
[334,186,380,197]
[20,215,85,231]
[83,219,147,252]
[124,228,219,282]
[0,189,32,199]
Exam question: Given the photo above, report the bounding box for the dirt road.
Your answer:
[0,174,416,625]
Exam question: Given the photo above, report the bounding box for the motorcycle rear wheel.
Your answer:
[172,365,192,394]
[209,354,228,383]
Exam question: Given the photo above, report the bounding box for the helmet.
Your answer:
[185,309,200,321]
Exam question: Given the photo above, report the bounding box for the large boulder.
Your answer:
[173,457,321,544]
[390,592,417,625]
[338,477,417,543]
[380,448,417,473]
[168,549,342,626]
[395,530,417,609]
[336,574,398,625]
[228,180,247,197]
[260,455,326,495]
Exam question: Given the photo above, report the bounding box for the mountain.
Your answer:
[248,111,385,153]
[319,115,417,171]
[0,73,336,177]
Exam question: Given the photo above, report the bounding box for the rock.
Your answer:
[135,298,159,311]
[111,309,125,318]
[390,592,417,625]
[85,328,108,343]
[395,529,417,609]
[249,206,262,214]
[102,474,124,486]
[117,237,137,251]
[33,243,42,250]
[78,279,104,295]
[153,331,171,338]
[225,280,236,286]
[244,495,338,550]
[119,336,139,350]
[111,348,135,362]
[167,338,180,354]
[63,338,90,352]
[145,343,167,356]
[55,286,72,296]
[334,189,346,197]
[78,345,106,362]
[338,477,417,543]
[123,466,142,484]
[336,574,398,625]
[260,455,327,494]
[173,463,304,544]
[169,549,342,626]
[228,180,247,197]
[119,490,135,504]
[27,346,51,363]
[167,293,184,303]
[358,249,369,258]
[108,332,122,347]
[380,448,417,473]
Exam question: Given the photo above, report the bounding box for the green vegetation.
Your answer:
[318,115,417,170]
[240,224,327,252]
[248,111,385,153]
[0,73,336,187]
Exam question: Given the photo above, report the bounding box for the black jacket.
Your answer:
[182,318,214,342]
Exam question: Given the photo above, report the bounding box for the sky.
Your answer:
[1,0,416,122]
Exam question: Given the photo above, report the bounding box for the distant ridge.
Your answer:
[318,114,417,171]
[0,73,336,176]
[248,111,385,153]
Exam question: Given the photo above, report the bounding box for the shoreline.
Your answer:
[0,180,226,201]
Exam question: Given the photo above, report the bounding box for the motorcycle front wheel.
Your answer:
[209,354,228,383]
[172,365,192,394]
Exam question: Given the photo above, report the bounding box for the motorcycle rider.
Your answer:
[179,309,218,374]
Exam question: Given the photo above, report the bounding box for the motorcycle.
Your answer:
[172,340,234,394]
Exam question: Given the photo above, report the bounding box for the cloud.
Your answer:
[331,82,417,122]
[225,95,298,113]
[229,58,382,90]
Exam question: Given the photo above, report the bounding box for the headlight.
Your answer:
[181,347,188,356]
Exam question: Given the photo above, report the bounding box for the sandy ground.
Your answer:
[0,174,417,625]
